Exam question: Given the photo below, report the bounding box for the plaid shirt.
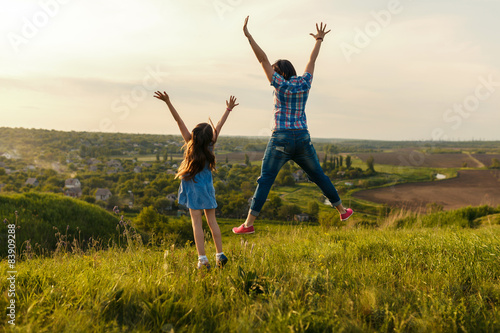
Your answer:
[271,71,313,130]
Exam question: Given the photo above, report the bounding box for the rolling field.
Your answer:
[472,154,500,167]
[356,151,482,168]
[353,170,500,211]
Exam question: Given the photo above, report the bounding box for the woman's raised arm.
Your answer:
[243,16,274,83]
[154,91,192,143]
[304,22,331,76]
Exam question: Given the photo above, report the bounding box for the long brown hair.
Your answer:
[176,123,216,181]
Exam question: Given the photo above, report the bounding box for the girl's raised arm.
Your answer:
[243,16,274,83]
[304,22,331,76]
[154,91,191,143]
[212,96,239,143]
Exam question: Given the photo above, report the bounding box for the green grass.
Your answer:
[0,193,119,256]
[349,157,458,182]
[2,223,500,332]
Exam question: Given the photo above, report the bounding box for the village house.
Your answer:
[294,213,310,222]
[65,187,82,198]
[292,170,304,182]
[89,165,99,172]
[65,178,81,188]
[166,193,177,201]
[106,160,122,168]
[95,188,112,201]
[134,166,142,173]
[25,178,39,187]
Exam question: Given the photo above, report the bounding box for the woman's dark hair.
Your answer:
[272,59,297,80]
[176,123,215,181]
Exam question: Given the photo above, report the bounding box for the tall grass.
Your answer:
[384,205,500,229]
[1,223,500,332]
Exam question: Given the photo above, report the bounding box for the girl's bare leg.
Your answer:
[189,209,205,256]
[204,209,223,253]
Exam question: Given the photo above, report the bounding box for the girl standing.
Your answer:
[233,17,353,235]
[154,91,239,269]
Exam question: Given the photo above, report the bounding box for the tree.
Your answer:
[245,154,251,167]
[225,155,229,164]
[366,156,375,173]
[345,155,352,169]
[156,152,160,162]
[163,150,168,162]
[135,206,168,232]
[307,201,319,221]
[490,158,500,169]
[278,204,301,221]
[339,155,343,167]
[322,153,328,169]
[325,144,339,155]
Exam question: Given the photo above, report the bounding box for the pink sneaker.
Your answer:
[340,208,354,221]
[232,224,255,234]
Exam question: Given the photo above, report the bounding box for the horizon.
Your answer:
[1,0,499,141]
[2,125,500,143]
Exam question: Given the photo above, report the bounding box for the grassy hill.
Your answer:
[0,192,119,256]
[1,225,499,332]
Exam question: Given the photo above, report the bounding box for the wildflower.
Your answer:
[3,218,8,224]
[66,225,69,232]
[113,206,120,214]
[15,211,18,217]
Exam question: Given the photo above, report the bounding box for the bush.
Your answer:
[318,210,344,229]
[134,206,193,245]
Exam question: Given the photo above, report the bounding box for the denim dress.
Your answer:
[177,164,217,210]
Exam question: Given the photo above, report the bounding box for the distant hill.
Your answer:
[0,192,120,257]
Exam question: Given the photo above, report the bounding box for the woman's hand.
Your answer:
[243,16,251,38]
[226,95,239,110]
[154,91,170,103]
[309,22,331,40]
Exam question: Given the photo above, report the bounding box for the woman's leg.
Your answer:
[204,209,222,253]
[189,209,206,256]
[293,134,347,214]
[244,133,290,226]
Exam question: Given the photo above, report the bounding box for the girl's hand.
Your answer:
[154,91,170,103]
[309,22,331,40]
[243,16,251,38]
[226,96,239,110]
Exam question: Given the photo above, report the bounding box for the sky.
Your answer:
[1,0,499,141]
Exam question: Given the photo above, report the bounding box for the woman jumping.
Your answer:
[233,17,353,235]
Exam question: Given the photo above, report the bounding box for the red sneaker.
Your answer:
[340,208,354,221]
[232,224,255,234]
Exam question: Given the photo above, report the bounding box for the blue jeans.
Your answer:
[249,129,342,216]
